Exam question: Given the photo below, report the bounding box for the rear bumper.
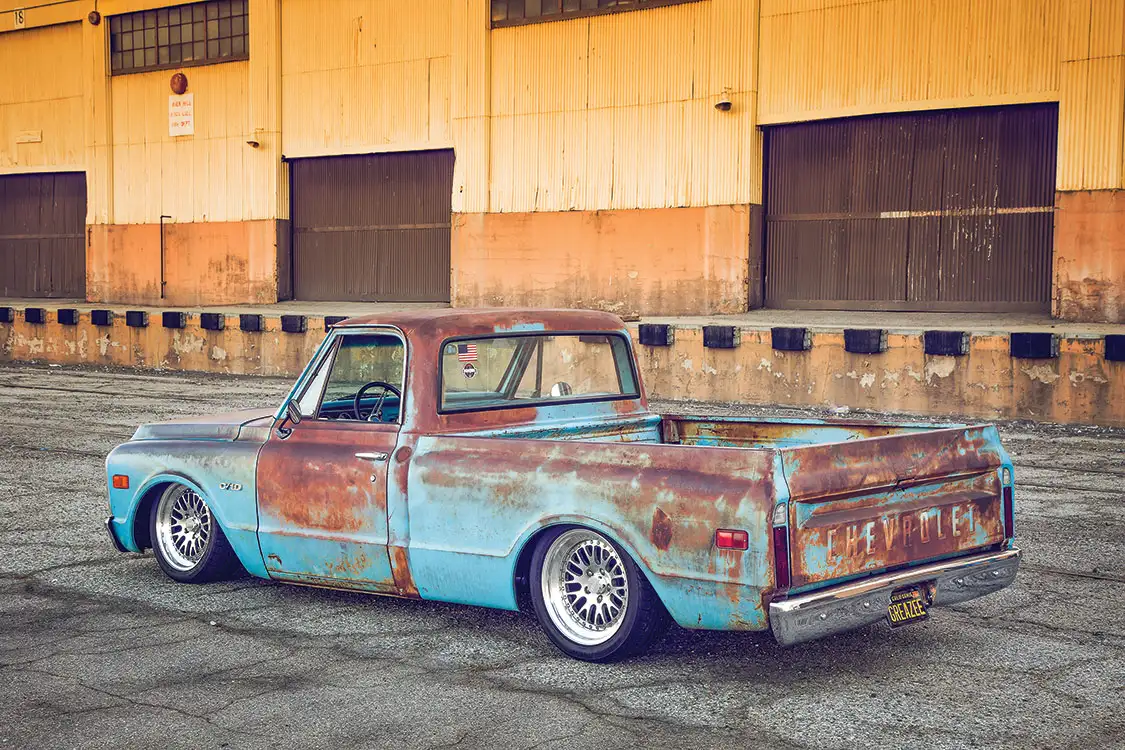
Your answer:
[769,547,1021,647]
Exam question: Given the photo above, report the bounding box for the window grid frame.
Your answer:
[490,0,703,28]
[108,0,248,76]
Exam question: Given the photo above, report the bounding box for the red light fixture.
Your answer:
[715,529,749,550]
[1002,485,1015,538]
[771,501,791,592]
[773,526,791,591]
[111,475,129,490]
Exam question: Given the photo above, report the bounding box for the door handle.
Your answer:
[355,451,389,462]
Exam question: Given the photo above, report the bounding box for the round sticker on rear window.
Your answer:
[462,362,477,379]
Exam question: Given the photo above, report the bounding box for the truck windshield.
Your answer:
[439,333,639,412]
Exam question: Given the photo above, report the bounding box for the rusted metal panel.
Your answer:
[255,419,402,593]
[764,104,1057,312]
[662,414,938,449]
[0,172,86,298]
[402,433,780,630]
[779,425,1007,589]
[291,150,454,302]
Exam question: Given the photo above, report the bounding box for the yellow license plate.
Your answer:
[887,586,929,628]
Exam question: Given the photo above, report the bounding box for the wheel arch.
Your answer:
[130,479,174,551]
[511,518,667,615]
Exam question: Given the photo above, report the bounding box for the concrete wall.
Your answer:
[3,308,1122,427]
[86,220,286,306]
[1054,190,1125,323]
[451,205,751,317]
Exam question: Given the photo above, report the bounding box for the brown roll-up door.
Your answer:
[763,104,1057,312]
[0,172,87,299]
[290,150,454,302]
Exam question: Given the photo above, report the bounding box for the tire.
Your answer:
[530,526,670,662]
[149,484,239,584]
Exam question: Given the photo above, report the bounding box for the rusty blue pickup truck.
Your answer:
[105,309,1020,661]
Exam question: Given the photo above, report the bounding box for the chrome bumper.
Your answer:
[769,548,1021,647]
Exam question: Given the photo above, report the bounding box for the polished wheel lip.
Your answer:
[155,485,213,572]
[541,529,629,647]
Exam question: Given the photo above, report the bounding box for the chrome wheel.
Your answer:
[541,529,630,646]
[155,485,213,572]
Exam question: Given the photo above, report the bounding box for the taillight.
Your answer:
[715,529,749,550]
[112,475,129,490]
[772,501,791,592]
[773,525,791,591]
[1002,485,1014,538]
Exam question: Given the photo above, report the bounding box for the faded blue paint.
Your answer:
[493,322,547,333]
[106,438,269,578]
[105,310,1019,642]
[401,434,777,629]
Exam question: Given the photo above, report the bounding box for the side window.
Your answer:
[297,333,406,422]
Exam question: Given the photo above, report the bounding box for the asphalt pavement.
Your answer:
[0,364,1122,749]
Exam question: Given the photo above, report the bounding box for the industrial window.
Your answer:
[490,0,702,27]
[109,0,248,75]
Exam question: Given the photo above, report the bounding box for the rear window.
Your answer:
[439,333,638,412]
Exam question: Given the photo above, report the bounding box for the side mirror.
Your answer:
[285,400,303,425]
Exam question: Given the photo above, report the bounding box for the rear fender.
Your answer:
[508,515,772,632]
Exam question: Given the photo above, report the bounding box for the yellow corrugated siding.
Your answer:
[0,23,84,172]
[487,0,759,213]
[1059,55,1125,190]
[110,61,261,223]
[759,0,1061,123]
[760,0,1125,191]
[280,0,452,157]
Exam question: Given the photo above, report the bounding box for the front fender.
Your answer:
[105,439,268,578]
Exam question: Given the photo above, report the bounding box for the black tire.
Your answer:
[529,525,670,662]
[149,484,240,584]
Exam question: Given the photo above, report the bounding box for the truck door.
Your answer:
[256,330,406,593]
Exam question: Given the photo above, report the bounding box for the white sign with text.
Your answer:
[168,94,195,137]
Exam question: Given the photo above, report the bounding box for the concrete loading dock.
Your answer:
[2,301,1123,427]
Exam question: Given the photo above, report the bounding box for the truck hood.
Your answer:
[131,408,276,443]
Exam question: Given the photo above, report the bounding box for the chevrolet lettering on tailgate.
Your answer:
[104,309,1021,662]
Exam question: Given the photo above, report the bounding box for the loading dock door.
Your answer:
[291,150,454,302]
[763,104,1057,312]
[0,173,87,298]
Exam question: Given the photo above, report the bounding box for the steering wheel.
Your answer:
[353,381,402,422]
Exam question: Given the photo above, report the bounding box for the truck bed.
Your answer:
[448,410,1014,600]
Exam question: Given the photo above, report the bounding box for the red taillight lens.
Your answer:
[111,475,129,489]
[715,529,749,550]
[1002,485,1014,538]
[773,525,791,591]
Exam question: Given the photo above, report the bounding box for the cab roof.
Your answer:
[334,308,629,340]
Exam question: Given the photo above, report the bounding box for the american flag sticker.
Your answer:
[457,343,478,362]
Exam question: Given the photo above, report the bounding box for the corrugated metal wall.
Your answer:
[758,0,1060,123]
[764,104,1057,312]
[0,22,84,171]
[758,0,1124,193]
[280,0,452,158]
[487,0,760,213]
[291,150,454,302]
[109,61,271,223]
[0,172,87,298]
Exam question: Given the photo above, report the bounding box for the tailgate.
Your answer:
[780,425,1009,590]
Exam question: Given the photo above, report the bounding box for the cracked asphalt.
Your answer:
[0,364,1123,750]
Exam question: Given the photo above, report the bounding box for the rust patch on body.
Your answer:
[650,507,673,550]
[389,545,419,598]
